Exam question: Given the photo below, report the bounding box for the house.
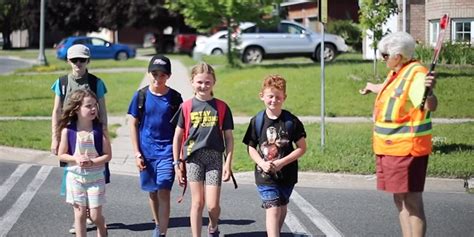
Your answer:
[364,0,474,59]
[280,0,359,32]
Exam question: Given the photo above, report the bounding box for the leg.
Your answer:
[88,206,107,237]
[394,192,426,237]
[148,191,160,225]
[157,189,171,234]
[266,206,281,237]
[189,181,205,237]
[279,205,288,232]
[73,204,88,237]
[205,185,221,230]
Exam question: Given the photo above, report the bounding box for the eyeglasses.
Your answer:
[70,58,88,64]
[381,53,390,60]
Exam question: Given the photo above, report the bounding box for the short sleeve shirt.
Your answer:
[128,88,183,159]
[242,110,306,186]
[171,98,234,160]
[51,73,107,100]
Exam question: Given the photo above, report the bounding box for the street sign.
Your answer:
[319,0,328,24]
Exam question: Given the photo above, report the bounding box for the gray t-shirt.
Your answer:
[172,98,233,160]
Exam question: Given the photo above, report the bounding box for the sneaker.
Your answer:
[152,225,161,237]
[208,225,219,237]
[86,217,94,225]
[68,224,75,234]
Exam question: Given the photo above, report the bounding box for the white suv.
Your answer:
[236,20,349,64]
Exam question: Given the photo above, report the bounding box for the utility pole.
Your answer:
[38,0,48,66]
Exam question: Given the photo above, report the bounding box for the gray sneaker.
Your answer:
[152,225,161,237]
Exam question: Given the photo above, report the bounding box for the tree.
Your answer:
[0,0,28,49]
[47,0,99,35]
[359,0,398,79]
[96,0,131,42]
[167,0,280,66]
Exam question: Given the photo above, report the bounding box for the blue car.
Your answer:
[56,36,136,60]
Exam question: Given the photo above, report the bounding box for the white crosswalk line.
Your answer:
[0,164,32,202]
[285,207,312,237]
[291,191,343,237]
[0,165,53,236]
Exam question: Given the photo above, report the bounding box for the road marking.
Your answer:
[285,207,312,236]
[291,191,343,237]
[0,165,53,236]
[0,164,32,202]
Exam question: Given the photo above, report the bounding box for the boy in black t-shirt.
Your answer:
[242,74,307,236]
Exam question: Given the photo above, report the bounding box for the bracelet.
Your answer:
[172,160,181,166]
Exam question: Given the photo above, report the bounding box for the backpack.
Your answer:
[59,73,99,103]
[137,85,182,124]
[177,98,237,203]
[254,109,294,143]
[60,121,110,196]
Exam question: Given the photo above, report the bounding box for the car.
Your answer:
[56,36,136,60]
[193,30,229,56]
[236,20,349,63]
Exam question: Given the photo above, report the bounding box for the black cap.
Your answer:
[148,55,171,74]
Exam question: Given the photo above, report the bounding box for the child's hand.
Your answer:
[135,154,146,171]
[258,160,275,173]
[222,166,231,182]
[271,160,283,172]
[176,164,186,187]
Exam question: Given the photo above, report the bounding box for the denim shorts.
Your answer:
[256,184,295,209]
[139,157,175,192]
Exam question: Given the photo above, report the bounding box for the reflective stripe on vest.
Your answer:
[374,122,431,137]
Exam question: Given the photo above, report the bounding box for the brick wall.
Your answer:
[425,0,474,42]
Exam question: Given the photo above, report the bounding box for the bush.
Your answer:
[326,20,362,52]
[415,41,474,65]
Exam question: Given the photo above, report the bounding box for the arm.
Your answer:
[272,137,307,172]
[58,128,75,164]
[173,126,186,186]
[90,133,112,166]
[247,145,274,173]
[129,115,145,171]
[359,83,383,95]
[51,95,62,155]
[222,129,234,182]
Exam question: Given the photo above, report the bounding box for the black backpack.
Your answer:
[59,73,99,103]
[137,85,182,123]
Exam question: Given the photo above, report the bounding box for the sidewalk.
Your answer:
[0,58,470,193]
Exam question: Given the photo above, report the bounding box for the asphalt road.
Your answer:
[0,161,473,237]
[0,57,33,74]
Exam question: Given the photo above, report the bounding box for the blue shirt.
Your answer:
[128,88,182,159]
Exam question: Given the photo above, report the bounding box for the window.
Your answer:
[452,19,473,43]
[429,20,439,46]
[91,38,107,46]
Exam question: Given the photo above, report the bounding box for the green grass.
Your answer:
[0,72,144,116]
[1,120,471,178]
[208,54,474,118]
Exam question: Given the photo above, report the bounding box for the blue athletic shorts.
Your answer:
[257,184,295,209]
[139,157,175,192]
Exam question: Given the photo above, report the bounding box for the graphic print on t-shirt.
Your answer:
[258,125,290,179]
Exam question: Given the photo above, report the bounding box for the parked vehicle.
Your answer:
[150,33,198,54]
[236,20,349,63]
[193,31,229,56]
[56,36,136,60]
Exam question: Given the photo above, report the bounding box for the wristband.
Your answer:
[135,153,143,159]
[172,160,181,166]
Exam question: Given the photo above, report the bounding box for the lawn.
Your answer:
[0,51,472,178]
[1,120,471,178]
[0,72,144,116]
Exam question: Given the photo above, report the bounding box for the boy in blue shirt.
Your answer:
[128,55,182,237]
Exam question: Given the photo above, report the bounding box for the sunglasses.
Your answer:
[381,53,390,59]
[70,58,88,64]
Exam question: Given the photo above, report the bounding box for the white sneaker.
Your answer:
[86,217,94,225]
[68,224,75,234]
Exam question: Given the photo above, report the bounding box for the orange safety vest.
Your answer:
[373,61,432,157]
